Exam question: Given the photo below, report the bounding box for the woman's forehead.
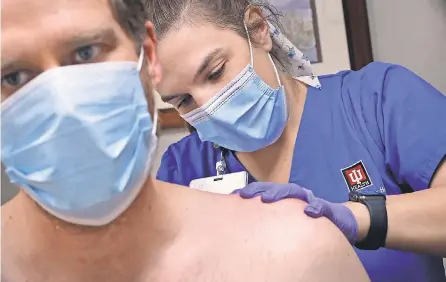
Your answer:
[156,24,244,91]
[158,24,233,61]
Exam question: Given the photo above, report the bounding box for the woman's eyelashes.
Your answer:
[176,63,227,109]
[177,63,226,109]
[207,62,226,81]
[177,94,193,108]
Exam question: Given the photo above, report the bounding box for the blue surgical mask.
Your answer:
[0,52,158,226]
[181,23,287,152]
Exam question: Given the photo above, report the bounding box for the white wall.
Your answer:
[366,0,446,93]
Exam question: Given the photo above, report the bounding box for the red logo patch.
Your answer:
[341,161,372,192]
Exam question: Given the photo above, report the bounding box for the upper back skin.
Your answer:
[149,182,370,282]
[0,181,369,282]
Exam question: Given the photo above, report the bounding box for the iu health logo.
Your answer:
[341,161,373,192]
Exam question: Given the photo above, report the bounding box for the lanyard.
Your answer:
[214,144,228,176]
[213,145,254,184]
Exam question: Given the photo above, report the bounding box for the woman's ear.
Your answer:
[143,21,162,88]
[243,7,272,52]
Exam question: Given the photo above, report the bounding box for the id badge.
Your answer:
[189,171,249,195]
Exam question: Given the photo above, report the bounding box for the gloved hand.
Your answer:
[233,182,359,244]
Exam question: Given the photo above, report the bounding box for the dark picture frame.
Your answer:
[159,0,373,130]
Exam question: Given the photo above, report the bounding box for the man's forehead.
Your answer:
[2,0,118,63]
[2,0,112,23]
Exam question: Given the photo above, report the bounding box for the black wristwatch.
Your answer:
[349,191,388,250]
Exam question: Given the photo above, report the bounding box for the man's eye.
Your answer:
[73,45,101,63]
[1,71,30,89]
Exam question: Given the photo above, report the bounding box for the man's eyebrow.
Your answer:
[194,48,224,79]
[1,58,16,72]
[1,28,118,73]
[63,27,118,48]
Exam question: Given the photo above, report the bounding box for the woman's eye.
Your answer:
[73,45,101,63]
[178,94,193,109]
[207,63,226,81]
[1,71,30,89]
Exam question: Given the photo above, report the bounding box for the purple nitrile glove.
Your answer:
[233,182,359,244]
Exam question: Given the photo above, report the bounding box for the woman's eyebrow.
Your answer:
[194,48,223,79]
[160,48,224,103]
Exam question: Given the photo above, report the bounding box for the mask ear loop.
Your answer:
[152,110,159,136]
[243,22,281,87]
[137,45,158,136]
[268,54,282,87]
[137,46,145,72]
[137,44,159,135]
[243,22,255,68]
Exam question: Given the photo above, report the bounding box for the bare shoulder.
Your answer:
[153,187,370,282]
[239,198,370,282]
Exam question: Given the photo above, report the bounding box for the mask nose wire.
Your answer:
[243,22,281,87]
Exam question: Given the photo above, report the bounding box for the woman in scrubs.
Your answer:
[149,0,446,281]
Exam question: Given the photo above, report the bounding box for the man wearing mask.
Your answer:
[0,0,369,281]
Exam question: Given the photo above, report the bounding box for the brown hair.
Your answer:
[107,0,286,74]
[145,0,284,55]
[108,0,147,50]
[108,0,159,118]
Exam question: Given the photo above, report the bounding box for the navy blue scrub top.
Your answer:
[157,62,446,282]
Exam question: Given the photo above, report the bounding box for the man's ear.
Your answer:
[244,7,272,52]
[143,21,162,88]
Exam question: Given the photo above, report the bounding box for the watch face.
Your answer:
[348,191,361,202]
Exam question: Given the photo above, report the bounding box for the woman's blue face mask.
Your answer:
[181,23,288,152]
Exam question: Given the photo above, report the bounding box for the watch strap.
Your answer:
[354,195,388,250]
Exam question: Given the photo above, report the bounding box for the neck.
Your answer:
[1,178,179,282]
[236,75,307,181]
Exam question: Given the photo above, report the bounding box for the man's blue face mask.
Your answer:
[1,50,158,226]
[181,23,287,152]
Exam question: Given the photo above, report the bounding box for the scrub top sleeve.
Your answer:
[377,64,446,190]
[156,147,182,184]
